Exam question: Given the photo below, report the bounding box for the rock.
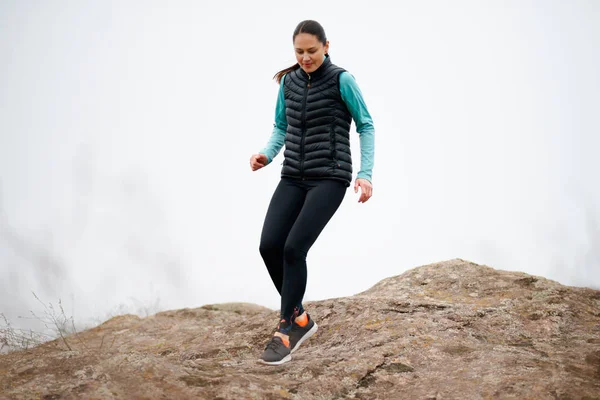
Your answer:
[1,259,599,399]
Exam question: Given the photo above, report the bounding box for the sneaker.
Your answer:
[289,312,318,353]
[258,335,291,365]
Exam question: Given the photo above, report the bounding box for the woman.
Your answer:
[250,20,375,365]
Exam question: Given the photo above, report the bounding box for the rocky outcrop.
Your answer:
[1,259,599,399]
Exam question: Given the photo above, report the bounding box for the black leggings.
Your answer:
[259,177,347,323]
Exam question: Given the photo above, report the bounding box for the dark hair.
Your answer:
[273,20,328,84]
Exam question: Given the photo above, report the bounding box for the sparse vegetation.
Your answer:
[0,291,162,355]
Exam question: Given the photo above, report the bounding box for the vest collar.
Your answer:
[298,54,332,81]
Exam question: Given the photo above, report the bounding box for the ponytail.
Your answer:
[273,63,300,84]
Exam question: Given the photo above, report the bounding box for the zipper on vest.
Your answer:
[300,73,311,179]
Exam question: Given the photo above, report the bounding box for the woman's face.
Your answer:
[294,33,329,74]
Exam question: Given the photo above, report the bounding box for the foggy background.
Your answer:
[1,0,599,337]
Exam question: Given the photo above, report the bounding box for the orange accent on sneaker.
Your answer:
[274,332,290,348]
[295,312,309,327]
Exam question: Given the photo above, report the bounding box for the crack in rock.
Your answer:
[381,302,450,314]
[357,360,386,388]
[356,355,415,389]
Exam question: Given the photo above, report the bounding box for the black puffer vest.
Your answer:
[281,56,353,186]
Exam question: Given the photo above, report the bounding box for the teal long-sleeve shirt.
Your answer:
[259,69,375,183]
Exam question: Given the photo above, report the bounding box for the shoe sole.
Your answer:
[291,321,318,354]
[257,354,292,365]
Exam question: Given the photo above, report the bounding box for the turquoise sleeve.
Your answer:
[259,75,287,164]
[339,71,375,183]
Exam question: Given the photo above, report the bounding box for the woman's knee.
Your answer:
[259,239,281,258]
[283,243,306,264]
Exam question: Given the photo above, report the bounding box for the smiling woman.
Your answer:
[274,22,330,79]
[248,19,376,366]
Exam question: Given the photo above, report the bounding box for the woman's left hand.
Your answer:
[354,178,373,203]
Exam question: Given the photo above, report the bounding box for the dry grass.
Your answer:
[1,291,163,356]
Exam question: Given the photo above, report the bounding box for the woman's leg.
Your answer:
[258,179,346,365]
[280,179,347,325]
[259,178,306,299]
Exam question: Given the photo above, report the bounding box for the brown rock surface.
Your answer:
[1,259,599,399]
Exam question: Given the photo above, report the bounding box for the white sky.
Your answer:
[1,0,599,333]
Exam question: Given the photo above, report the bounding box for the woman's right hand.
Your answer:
[250,154,268,171]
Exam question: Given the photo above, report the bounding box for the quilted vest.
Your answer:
[281,56,353,186]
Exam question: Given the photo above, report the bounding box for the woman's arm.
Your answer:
[259,75,288,164]
[339,72,375,183]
